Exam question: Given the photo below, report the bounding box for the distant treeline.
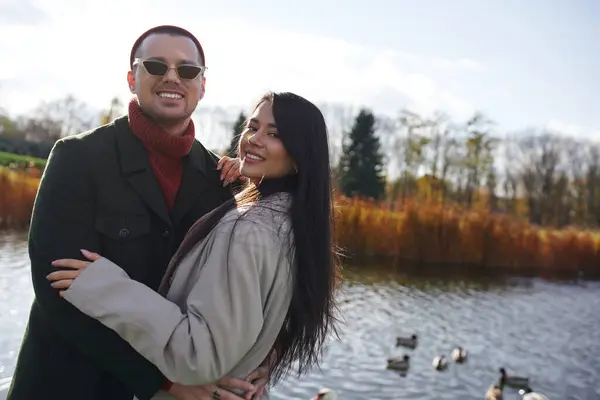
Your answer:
[0,138,53,160]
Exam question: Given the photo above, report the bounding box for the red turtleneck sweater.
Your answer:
[127,98,195,211]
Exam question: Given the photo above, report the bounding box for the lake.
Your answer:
[1,231,599,399]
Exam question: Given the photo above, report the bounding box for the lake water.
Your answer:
[1,231,599,399]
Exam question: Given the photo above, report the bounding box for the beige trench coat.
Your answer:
[63,194,295,399]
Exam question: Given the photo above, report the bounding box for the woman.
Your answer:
[48,91,340,399]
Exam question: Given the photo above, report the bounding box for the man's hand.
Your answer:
[167,369,269,400]
[168,380,250,400]
[217,156,245,186]
[243,366,269,400]
[169,367,268,400]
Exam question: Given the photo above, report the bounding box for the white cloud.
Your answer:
[0,0,478,125]
[0,0,49,26]
[546,119,600,138]
[432,57,488,72]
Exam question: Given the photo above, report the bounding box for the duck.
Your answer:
[485,384,503,400]
[432,355,448,371]
[519,387,549,400]
[387,354,410,371]
[499,367,529,389]
[451,346,467,363]
[312,387,338,400]
[396,334,418,349]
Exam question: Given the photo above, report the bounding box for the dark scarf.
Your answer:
[127,98,195,211]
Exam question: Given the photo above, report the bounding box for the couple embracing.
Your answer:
[7,24,340,400]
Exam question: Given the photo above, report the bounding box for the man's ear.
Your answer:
[199,76,206,101]
[127,71,136,94]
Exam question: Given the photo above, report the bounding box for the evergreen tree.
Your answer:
[337,109,386,200]
[227,111,247,157]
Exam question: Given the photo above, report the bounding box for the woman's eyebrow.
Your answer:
[249,118,277,128]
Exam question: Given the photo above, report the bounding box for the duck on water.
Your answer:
[499,367,529,389]
[432,355,448,371]
[451,346,467,363]
[387,354,410,371]
[485,383,503,400]
[396,334,418,349]
[519,387,549,400]
[312,388,338,399]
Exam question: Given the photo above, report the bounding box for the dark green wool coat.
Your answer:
[7,115,233,400]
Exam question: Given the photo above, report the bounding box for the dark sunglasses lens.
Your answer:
[143,60,168,76]
[177,65,202,79]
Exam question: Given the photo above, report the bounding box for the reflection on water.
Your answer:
[1,232,599,399]
[0,231,30,397]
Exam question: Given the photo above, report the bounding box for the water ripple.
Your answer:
[1,234,599,399]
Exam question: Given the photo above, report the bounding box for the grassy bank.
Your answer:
[0,151,46,170]
[1,169,599,276]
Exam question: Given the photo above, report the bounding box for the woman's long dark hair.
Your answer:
[165,91,341,382]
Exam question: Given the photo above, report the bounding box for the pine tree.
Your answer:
[227,112,247,157]
[337,109,386,200]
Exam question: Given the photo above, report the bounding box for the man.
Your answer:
[7,25,268,400]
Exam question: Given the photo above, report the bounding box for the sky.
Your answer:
[0,0,597,139]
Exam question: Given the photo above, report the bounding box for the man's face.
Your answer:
[127,33,205,125]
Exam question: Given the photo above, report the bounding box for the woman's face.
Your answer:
[239,101,296,182]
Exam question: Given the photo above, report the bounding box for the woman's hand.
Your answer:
[217,156,245,186]
[47,249,102,296]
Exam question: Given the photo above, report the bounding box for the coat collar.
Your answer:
[113,115,209,225]
[114,115,207,175]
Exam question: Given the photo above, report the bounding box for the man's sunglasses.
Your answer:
[133,58,207,80]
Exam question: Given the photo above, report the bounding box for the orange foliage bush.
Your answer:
[2,170,599,274]
[335,196,600,275]
[0,167,40,229]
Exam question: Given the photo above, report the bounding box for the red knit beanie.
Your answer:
[129,25,206,68]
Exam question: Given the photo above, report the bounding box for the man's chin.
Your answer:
[153,110,193,125]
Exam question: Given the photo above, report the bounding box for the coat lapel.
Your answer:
[114,116,172,226]
[171,141,214,226]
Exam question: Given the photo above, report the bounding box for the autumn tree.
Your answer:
[318,102,356,169]
[19,94,96,142]
[100,97,124,125]
[0,114,23,140]
[461,112,497,207]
